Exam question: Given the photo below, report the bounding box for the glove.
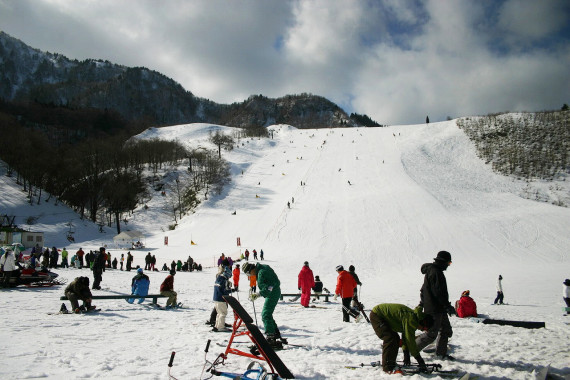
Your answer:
[414,355,427,373]
[249,293,260,301]
[298,287,301,291]
[403,350,411,366]
[333,294,338,301]
[446,304,457,316]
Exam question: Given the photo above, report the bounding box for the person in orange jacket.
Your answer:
[334,265,358,322]
[232,264,241,291]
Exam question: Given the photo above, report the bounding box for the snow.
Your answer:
[1,120,569,379]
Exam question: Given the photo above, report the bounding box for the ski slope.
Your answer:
[0,120,568,379]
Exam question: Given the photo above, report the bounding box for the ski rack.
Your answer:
[221,295,294,379]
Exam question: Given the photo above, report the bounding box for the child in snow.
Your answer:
[312,275,324,301]
[455,290,477,318]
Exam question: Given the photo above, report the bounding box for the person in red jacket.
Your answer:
[160,270,178,308]
[298,261,315,307]
[455,290,477,318]
[232,264,241,291]
[334,265,358,322]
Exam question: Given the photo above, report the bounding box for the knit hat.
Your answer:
[564,279,570,286]
[335,265,344,271]
[137,268,143,273]
[434,251,452,262]
[461,290,470,297]
[304,261,309,266]
[349,265,355,272]
[315,275,320,281]
[242,262,255,274]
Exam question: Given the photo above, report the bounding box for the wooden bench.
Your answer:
[60,294,167,305]
[279,293,334,302]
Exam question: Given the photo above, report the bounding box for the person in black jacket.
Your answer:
[91,247,107,290]
[415,250,456,360]
[348,265,362,307]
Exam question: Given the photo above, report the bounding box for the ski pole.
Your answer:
[251,297,258,325]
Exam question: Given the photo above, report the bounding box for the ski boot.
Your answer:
[266,335,283,351]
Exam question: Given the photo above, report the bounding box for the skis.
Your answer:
[345,362,466,378]
[289,293,301,302]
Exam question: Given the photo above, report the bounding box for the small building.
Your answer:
[113,230,145,249]
[0,229,44,249]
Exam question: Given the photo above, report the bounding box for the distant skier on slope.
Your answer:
[298,261,315,307]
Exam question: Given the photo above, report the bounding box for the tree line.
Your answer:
[0,102,232,233]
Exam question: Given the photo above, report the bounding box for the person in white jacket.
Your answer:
[0,248,17,288]
[562,278,570,315]
[493,275,504,305]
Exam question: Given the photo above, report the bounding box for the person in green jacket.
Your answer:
[370,303,433,373]
[242,262,284,348]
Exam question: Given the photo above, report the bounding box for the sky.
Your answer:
[1,120,569,379]
[1,0,569,125]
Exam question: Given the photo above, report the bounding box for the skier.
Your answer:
[370,303,432,373]
[160,270,178,309]
[415,250,456,361]
[312,275,324,301]
[562,278,570,315]
[243,262,285,347]
[348,265,362,307]
[128,268,150,304]
[232,264,241,291]
[298,261,315,307]
[455,290,477,318]
[494,275,504,304]
[64,276,95,313]
[91,247,107,290]
[212,262,235,332]
[334,265,358,322]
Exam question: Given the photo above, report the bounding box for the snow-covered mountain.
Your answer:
[0,120,568,379]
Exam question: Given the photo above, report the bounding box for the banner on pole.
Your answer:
[237,237,241,246]
[164,236,168,246]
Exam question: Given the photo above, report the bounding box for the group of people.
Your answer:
[163,257,203,273]
[241,248,264,261]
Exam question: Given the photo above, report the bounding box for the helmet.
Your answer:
[335,265,344,272]
[434,251,452,262]
[242,262,255,274]
[137,268,143,273]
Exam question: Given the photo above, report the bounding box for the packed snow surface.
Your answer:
[1,120,569,379]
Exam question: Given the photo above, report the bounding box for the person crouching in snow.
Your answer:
[64,276,95,313]
[160,270,178,309]
[455,290,477,318]
[370,303,433,373]
[212,263,235,332]
[298,261,315,307]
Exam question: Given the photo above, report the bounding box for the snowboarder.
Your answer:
[232,264,241,291]
[298,261,315,307]
[312,275,324,301]
[370,303,432,373]
[128,268,150,304]
[91,247,107,290]
[348,265,362,307]
[64,276,95,313]
[334,265,358,322]
[562,278,570,315]
[243,262,284,347]
[160,270,178,309]
[455,290,477,318]
[212,262,235,332]
[415,250,456,360]
[494,275,504,304]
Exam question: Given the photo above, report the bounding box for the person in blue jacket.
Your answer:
[128,268,150,304]
[212,261,235,332]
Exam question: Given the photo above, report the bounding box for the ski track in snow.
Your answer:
[0,121,569,379]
